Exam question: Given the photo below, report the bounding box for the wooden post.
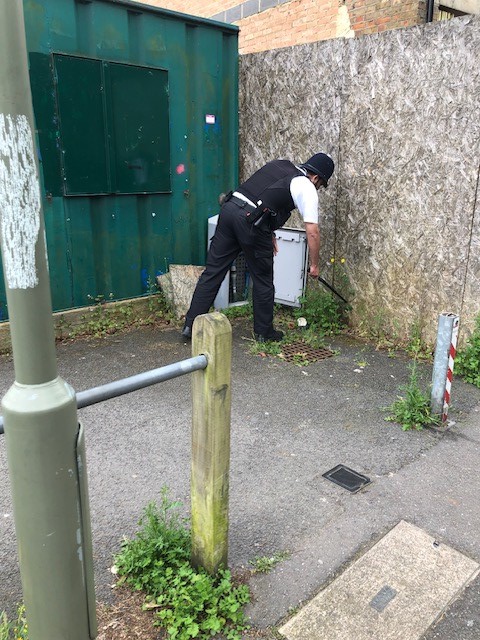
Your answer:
[191,312,232,574]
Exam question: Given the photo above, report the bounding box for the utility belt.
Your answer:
[224,191,277,231]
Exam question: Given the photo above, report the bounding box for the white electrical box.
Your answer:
[273,227,308,307]
[208,216,308,309]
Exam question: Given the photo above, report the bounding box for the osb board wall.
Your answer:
[239,38,344,288]
[239,15,480,347]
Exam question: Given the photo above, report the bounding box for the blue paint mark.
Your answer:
[140,268,149,289]
[203,121,221,135]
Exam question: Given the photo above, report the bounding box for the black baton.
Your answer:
[316,276,349,304]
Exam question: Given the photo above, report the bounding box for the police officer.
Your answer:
[182,152,335,342]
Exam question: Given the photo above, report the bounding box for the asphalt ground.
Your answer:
[1,316,480,638]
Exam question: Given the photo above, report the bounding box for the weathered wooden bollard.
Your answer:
[191,312,232,574]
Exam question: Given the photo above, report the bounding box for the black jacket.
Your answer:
[236,160,304,230]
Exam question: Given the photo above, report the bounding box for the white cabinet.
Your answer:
[273,227,308,307]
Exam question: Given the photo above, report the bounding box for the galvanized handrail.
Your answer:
[0,355,208,435]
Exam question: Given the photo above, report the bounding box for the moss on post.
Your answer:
[191,312,232,574]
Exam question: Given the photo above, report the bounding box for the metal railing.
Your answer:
[77,354,208,407]
[0,355,208,436]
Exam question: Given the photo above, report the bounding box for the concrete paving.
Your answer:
[279,520,479,640]
[1,316,480,639]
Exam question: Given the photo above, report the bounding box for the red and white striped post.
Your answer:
[443,317,459,422]
[431,313,460,424]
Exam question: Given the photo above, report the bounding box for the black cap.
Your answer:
[300,153,335,185]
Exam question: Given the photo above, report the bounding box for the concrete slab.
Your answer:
[279,520,479,640]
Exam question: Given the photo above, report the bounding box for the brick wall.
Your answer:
[348,0,429,36]
[141,1,432,53]
[142,1,232,17]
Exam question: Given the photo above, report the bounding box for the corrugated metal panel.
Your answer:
[0,0,239,318]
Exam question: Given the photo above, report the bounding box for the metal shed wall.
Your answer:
[0,0,238,320]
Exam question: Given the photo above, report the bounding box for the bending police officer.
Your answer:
[182,152,335,342]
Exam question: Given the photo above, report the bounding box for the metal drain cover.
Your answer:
[323,464,371,493]
[281,341,334,363]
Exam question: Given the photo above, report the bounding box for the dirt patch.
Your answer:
[96,582,280,640]
[96,589,164,640]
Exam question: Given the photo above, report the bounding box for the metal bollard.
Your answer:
[431,312,460,423]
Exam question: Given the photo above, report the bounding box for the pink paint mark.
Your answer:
[176,164,185,175]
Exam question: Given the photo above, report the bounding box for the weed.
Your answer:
[290,352,310,367]
[0,612,9,640]
[355,305,434,358]
[55,314,73,340]
[405,321,432,361]
[355,305,400,351]
[64,291,173,340]
[294,282,346,336]
[222,302,253,320]
[247,317,330,364]
[385,360,440,431]
[456,316,480,388]
[114,487,250,640]
[325,257,355,303]
[250,551,291,574]
[248,338,284,358]
[0,605,28,640]
[300,325,327,349]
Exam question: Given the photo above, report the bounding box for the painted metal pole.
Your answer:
[191,312,231,574]
[431,313,460,423]
[0,2,96,638]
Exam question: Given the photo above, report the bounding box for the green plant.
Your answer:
[250,551,291,574]
[65,288,173,340]
[221,302,253,320]
[248,338,284,358]
[294,283,346,336]
[456,316,480,388]
[69,294,122,338]
[300,325,327,349]
[405,321,432,361]
[385,360,440,431]
[0,605,28,640]
[290,352,310,367]
[114,487,250,640]
[114,488,191,591]
[147,291,174,322]
[150,566,249,640]
[0,612,9,640]
[360,309,396,349]
[55,314,73,340]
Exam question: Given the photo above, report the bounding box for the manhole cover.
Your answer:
[322,464,371,493]
[280,341,334,364]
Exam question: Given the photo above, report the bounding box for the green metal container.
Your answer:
[0,0,238,318]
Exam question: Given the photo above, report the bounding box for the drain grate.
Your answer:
[280,341,335,364]
[322,464,371,493]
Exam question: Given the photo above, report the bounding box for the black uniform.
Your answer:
[184,160,304,337]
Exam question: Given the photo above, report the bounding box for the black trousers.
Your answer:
[184,200,275,335]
